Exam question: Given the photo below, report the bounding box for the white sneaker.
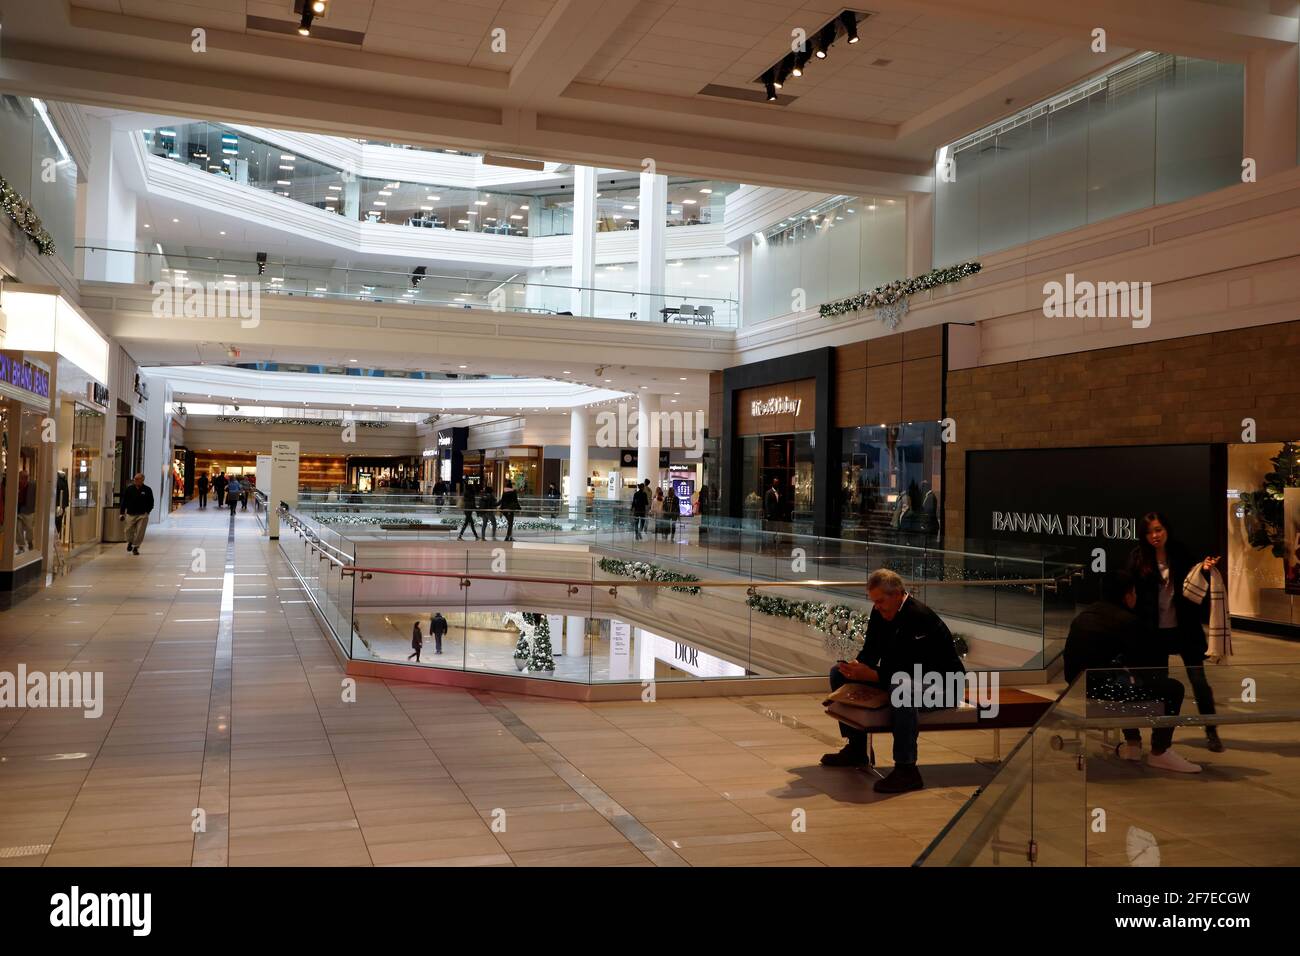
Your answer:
[1147,748,1203,774]
[1118,742,1143,761]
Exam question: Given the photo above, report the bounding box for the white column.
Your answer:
[564,616,586,657]
[83,118,138,282]
[343,178,361,221]
[571,165,597,316]
[636,394,661,488]
[637,172,667,323]
[568,406,589,515]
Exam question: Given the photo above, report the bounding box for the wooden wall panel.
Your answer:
[835,341,867,371]
[867,334,903,367]
[903,325,943,360]
[833,367,866,428]
[864,363,903,424]
[900,356,943,421]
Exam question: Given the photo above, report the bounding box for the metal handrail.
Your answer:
[338,564,1064,590]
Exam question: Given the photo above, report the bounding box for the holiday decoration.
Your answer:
[1239,442,1300,557]
[597,558,702,595]
[746,593,967,659]
[0,175,56,256]
[512,623,531,669]
[522,612,555,672]
[818,261,982,323]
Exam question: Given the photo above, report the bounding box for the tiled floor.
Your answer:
[3,502,1298,867]
[0,502,1011,867]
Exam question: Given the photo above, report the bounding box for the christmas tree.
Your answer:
[1241,442,1300,556]
[512,623,531,664]
[524,613,556,672]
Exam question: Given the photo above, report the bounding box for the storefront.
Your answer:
[484,446,541,496]
[346,455,419,491]
[429,427,468,492]
[0,351,54,601]
[719,326,947,540]
[54,375,109,555]
[1230,440,1300,628]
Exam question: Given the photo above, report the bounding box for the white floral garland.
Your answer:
[597,558,701,595]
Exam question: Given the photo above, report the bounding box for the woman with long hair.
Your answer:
[1126,512,1224,753]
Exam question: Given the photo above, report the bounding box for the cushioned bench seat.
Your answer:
[826,688,1054,733]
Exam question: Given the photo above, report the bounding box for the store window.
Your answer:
[740,432,815,533]
[1231,441,1300,626]
[14,408,46,559]
[840,423,942,545]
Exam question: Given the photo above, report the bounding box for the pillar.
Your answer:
[905,192,933,278]
[1245,45,1300,179]
[637,171,667,322]
[636,393,661,488]
[564,615,586,657]
[571,165,597,316]
[568,406,589,514]
[82,118,138,282]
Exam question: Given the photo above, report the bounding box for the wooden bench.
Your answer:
[825,687,1055,763]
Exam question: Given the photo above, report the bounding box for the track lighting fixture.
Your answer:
[792,50,809,77]
[256,252,267,275]
[815,23,835,58]
[840,10,859,42]
[763,71,778,101]
[298,8,314,35]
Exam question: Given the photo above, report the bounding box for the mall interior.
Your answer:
[0,0,1298,870]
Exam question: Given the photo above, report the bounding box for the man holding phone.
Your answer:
[821,568,964,794]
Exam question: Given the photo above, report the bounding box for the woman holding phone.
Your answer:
[1126,512,1224,753]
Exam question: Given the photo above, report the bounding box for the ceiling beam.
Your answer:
[509,0,642,102]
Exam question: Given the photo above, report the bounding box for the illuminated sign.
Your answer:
[750,395,801,417]
[0,352,50,399]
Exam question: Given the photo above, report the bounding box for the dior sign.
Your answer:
[991,511,1137,540]
[750,396,802,417]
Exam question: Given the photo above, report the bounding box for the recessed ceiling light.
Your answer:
[172,218,179,223]
[348,359,357,363]
[219,230,226,235]
[143,224,151,229]
[459,365,468,369]
[679,377,687,381]
[700,188,713,194]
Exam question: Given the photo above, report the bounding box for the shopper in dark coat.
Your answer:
[213,472,227,508]
[1125,511,1223,752]
[457,487,479,540]
[499,480,521,541]
[408,621,423,662]
[197,473,210,509]
[478,486,499,540]
[429,612,448,654]
[631,482,649,540]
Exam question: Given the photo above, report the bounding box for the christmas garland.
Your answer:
[0,175,56,256]
[818,261,981,319]
[597,557,701,595]
[746,593,968,659]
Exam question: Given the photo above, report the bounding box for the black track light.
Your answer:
[840,10,859,43]
[815,23,835,58]
[763,71,778,101]
[256,252,267,275]
[792,50,810,76]
[775,55,792,88]
[299,8,314,35]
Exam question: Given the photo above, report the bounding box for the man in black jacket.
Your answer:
[457,486,479,541]
[822,569,964,793]
[630,481,649,540]
[429,611,448,655]
[499,480,521,541]
[119,472,155,555]
[1064,571,1199,773]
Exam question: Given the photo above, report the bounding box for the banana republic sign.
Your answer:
[990,512,1137,540]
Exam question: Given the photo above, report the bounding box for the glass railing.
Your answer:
[77,244,740,326]
[277,502,1080,676]
[918,663,1300,866]
[140,122,569,236]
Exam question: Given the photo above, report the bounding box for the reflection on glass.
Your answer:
[15,409,45,559]
[840,423,942,546]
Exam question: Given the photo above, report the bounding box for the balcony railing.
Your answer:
[77,244,740,326]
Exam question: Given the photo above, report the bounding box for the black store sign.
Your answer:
[965,444,1227,571]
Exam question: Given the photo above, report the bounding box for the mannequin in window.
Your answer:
[55,470,70,539]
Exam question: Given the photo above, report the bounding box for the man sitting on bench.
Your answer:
[1063,570,1200,774]
[821,569,965,794]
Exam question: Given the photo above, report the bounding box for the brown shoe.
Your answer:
[820,746,868,767]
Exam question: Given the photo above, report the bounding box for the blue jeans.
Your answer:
[829,665,919,767]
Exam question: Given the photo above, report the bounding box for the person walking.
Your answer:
[213,472,227,509]
[457,486,479,540]
[197,472,210,509]
[118,472,155,555]
[1126,512,1224,753]
[651,486,665,539]
[499,480,521,541]
[225,476,241,518]
[664,485,680,541]
[240,478,250,511]
[478,484,499,540]
[631,481,649,541]
[429,611,448,655]
[408,620,424,662]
